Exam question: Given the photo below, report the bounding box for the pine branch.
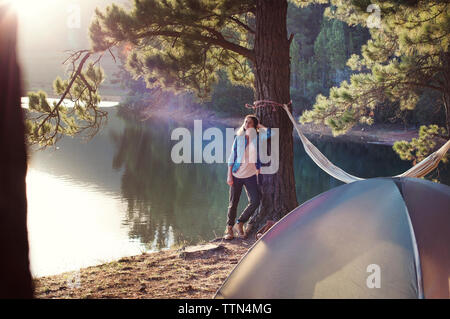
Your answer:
[34,51,92,137]
[136,29,255,61]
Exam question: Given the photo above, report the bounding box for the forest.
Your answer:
[114,3,445,126]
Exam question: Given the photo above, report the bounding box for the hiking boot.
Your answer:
[234,222,245,239]
[244,223,254,239]
[224,225,234,240]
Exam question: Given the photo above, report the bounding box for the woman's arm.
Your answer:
[227,137,237,185]
[227,137,237,167]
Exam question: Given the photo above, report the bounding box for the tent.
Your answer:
[215,177,450,299]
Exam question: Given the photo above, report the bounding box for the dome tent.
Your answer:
[215,177,450,299]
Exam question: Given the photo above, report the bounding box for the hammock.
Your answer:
[245,100,450,184]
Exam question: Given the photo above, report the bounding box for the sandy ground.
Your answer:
[33,238,256,299]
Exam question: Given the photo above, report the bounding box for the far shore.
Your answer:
[33,94,419,146]
[137,105,419,147]
[34,94,124,103]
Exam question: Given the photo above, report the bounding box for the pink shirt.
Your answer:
[232,136,258,179]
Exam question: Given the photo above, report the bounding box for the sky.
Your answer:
[13,0,130,97]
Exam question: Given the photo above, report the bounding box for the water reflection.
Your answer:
[110,115,235,249]
[26,169,146,277]
[27,106,449,276]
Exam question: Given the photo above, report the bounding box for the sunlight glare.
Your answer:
[9,0,59,18]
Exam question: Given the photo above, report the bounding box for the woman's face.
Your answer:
[244,117,255,130]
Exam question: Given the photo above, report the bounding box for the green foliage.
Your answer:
[301,74,376,134]
[412,89,447,126]
[287,3,370,107]
[300,0,450,167]
[314,17,347,69]
[393,125,448,164]
[113,44,252,117]
[201,71,254,117]
[302,0,450,134]
[25,62,107,147]
[291,0,329,7]
[90,0,256,99]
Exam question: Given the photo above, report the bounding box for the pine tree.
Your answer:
[300,0,450,164]
[288,3,369,109]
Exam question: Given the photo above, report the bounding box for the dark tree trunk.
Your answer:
[250,0,298,230]
[0,5,33,298]
[443,92,450,138]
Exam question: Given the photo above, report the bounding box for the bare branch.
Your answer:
[288,33,294,46]
[108,47,116,63]
[228,15,255,34]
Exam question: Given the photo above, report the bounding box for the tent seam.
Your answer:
[395,180,425,299]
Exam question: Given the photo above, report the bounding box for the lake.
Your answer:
[27,106,450,277]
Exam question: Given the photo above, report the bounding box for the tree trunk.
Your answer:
[443,92,450,138]
[250,0,298,231]
[0,5,33,298]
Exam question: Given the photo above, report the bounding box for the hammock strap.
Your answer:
[245,100,450,184]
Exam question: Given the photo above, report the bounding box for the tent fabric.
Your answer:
[215,178,450,299]
[394,178,450,298]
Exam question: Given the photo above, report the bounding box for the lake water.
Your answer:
[27,106,450,277]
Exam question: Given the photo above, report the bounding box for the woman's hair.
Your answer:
[236,114,259,136]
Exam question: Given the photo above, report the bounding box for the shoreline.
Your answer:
[33,238,256,299]
[32,95,419,146]
[138,106,419,147]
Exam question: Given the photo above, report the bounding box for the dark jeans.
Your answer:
[227,174,261,226]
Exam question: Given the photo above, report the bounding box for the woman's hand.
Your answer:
[227,173,233,186]
[227,166,233,185]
